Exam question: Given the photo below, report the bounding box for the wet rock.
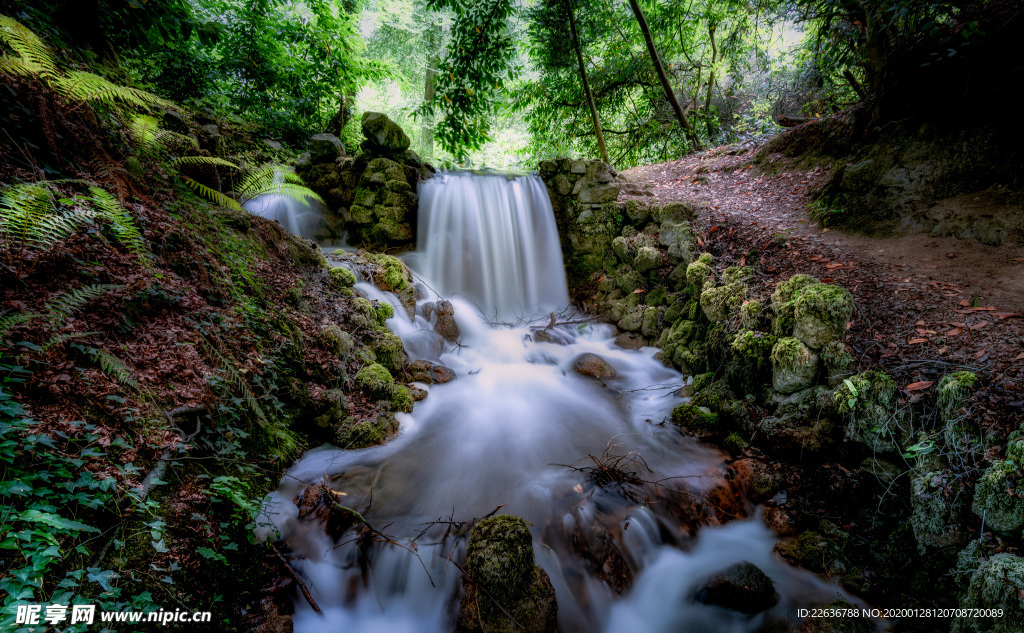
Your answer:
[671,403,718,434]
[797,599,871,633]
[390,385,414,413]
[573,353,616,379]
[370,332,407,373]
[701,282,747,323]
[617,306,644,333]
[406,360,456,384]
[640,307,663,339]
[951,553,1024,633]
[696,561,779,615]
[533,328,573,345]
[402,329,445,361]
[729,458,782,504]
[658,221,696,263]
[774,531,843,575]
[334,413,398,448]
[308,133,345,163]
[311,388,349,434]
[614,332,646,350]
[793,283,854,349]
[770,337,819,394]
[360,111,411,153]
[408,385,428,401]
[770,274,818,337]
[320,325,354,359]
[456,516,557,633]
[329,266,356,288]
[739,300,769,331]
[434,300,460,342]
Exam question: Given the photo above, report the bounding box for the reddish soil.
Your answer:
[622,144,1024,434]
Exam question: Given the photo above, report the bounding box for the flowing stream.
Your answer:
[259,172,852,632]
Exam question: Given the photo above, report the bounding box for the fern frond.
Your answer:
[204,342,268,428]
[181,177,242,211]
[173,155,239,169]
[0,52,31,76]
[88,347,138,388]
[52,70,173,109]
[0,15,62,80]
[0,312,39,338]
[248,183,325,205]
[39,330,97,353]
[87,186,148,262]
[129,115,197,153]
[44,284,122,329]
[0,183,98,256]
[237,164,323,206]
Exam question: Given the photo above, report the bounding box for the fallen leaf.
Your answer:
[969,306,996,311]
[905,381,934,391]
[821,278,835,283]
[995,312,1021,320]
[938,346,949,354]
[944,328,962,336]
[826,263,843,270]
[632,288,645,294]
[973,349,987,359]
[908,338,929,344]
[969,322,988,330]
[1011,258,1024,262]
[959,299,970,307]
[1015,352,1024,361]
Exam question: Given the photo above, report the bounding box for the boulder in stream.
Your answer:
[572,353,616,379]
[456,515,557,633]
[695,561,779,614]
[308,132,345,163]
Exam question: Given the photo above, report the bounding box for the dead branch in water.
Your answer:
[269,542,323,615]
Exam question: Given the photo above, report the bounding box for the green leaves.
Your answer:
[19,509,101,534]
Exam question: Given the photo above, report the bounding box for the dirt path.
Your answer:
[622,144,1024,430]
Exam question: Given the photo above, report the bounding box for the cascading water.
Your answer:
[260,172,861,633]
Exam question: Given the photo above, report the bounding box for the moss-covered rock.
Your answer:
[770,274,818,336]
[370,332,406,373]
[792,283,854,349]
[910,463,968,552]
[321,325,354,359]
[820,341,855,387]
[774,531,844,575]
[728,330,777,396]
[951,553,1024,633]
[938,371,980,457]
[671,403,719,433]
[365,253,412,292]
[739,300,769,331]
[616,268,645,294]
[641,307,663,339]
[971,460,1024,533]
[611,235,631,262]
[390,385,414,413]
[634,245,662,273]
[723,266,754,284]
[361,112,411,153]
[700,282,747,323]
[457,516,557,633]
[617,306,645,333]
[685,259,714,291]
[334,413,398,448]
[348,297,380,330]
[770,337,819,394]
[329,265,356,288]
[355,362,395,399]
[692,379,748,428]
[834,370,900,453]
[657,221,696,263]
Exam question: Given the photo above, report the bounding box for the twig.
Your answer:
[269,542,323,615]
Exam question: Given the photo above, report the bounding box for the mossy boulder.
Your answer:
[971,460,1024,533]
[686,259,714,290]
[951,554,1024,633]
[696,561,779,615]
[355,363,395,400]
[739,300,769,331]
[617,306,644,333]
[656,200,698,223]
[820,341,855,387]
[728,330,777,396]
[346,158,416,250]
[700,282,747,323]
[692,379,748,428]
[633,245,662,273]
[360,111,411,153]
[671,403,719,434]
[793,283,854,349]
[657,221,696,263]
[310,388,349,434]
[334,413,398,448]
[770,337,820,394]
[729,458,782,503]
[457,516,557,633]
[770,274,818,336]
[370,332,406,373]
[308,132,345,162]
[348,297,380,330]
[774,531,844,575]
[640,306,664,339]
[390,385,414,413]
[910,464,968,552]
[572,353,616,379]
[834,370,900,453]
[320,325,354,358]
[611,236,631,262]
[938,371,980,457]
[329,265,356,288]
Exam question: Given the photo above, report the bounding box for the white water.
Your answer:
[260,172,853,633]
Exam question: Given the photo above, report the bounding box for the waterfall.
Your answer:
[411,171,569,317]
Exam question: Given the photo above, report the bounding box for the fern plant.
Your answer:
[237,164,324,206]
[129,115,198,155]
[44,283,122,330]
[0,182,149,273]
[0,15,168,111]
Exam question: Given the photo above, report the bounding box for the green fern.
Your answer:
[173,155,240,169]
[182,177,243,211]
[87,186,148,262]
[237,164,324,206]
[52,70,172,109]
[0,312,38,339]
[88,347,138,388]
[39,330,97,354]
[0,183,97,264]
[128,115,198,154]
[0,15,61,80]
[44,284,122,330]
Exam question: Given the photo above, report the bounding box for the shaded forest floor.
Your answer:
[622,144,1024,434]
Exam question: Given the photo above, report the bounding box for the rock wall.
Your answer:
[296,112,433,251]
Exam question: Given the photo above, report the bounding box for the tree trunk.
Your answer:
[565,0,609,164]
[703,23,717,137]
[421,24,441,158]
[627,0,701,149]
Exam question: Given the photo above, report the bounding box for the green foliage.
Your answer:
[418,0,519,160]
[44,284,122,330]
